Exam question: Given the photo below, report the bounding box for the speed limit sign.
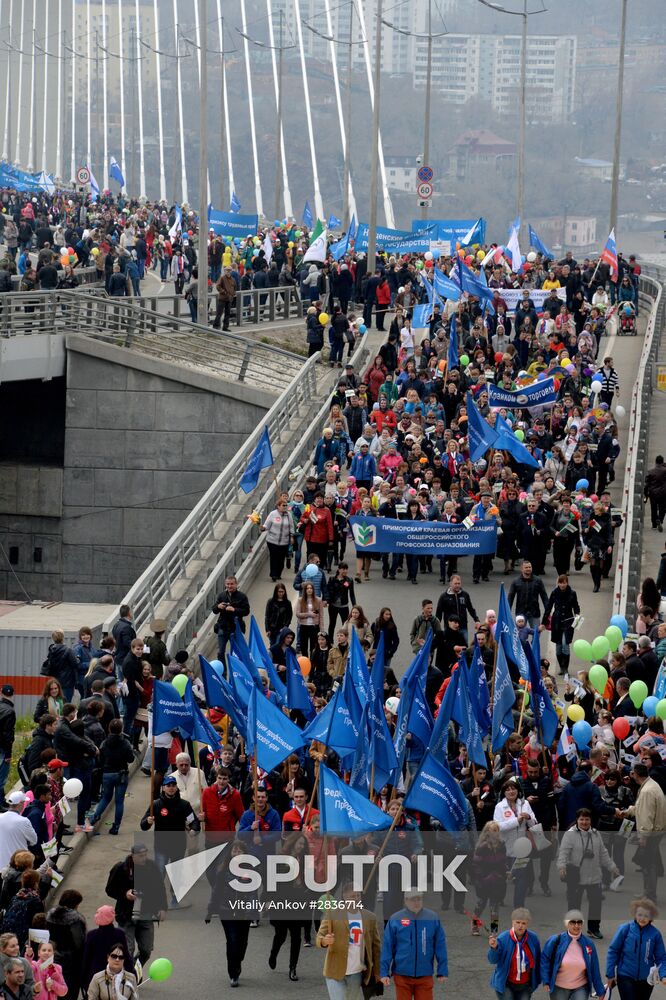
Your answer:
[417,181,433,199]
[76,166,90,184]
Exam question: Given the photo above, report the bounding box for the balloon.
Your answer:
[91,247,99,256]
[526,251,537,263]
[302,564,319,579]
[615,405,626,420]
[629,680,649,709]
[298,656,311,677]
[60,255,69,266]
[588,664,609,694]
[66,246,74,255]
[591,635,610,660]
[465,255,473,266]
[573,639,594,661]
[63,777,83,799]
[69,254,76,264]
[657,699,666,721]
[209,659,223,673]
[515,429,525,441]
[437,359,447,372]
[424,251,433,261]
[605,625,623,651]
[171,674,188,696]
[575,479,589,491]
[612,717,631,740]
[512,837,532,859]
[572,720,592,748]
[385,696,400,715]
[288,241,294,248]
[477,250,485,261]
[460,354,470,367]
[591,380,603,393]
[148,959,174,983]
[642,696,659,718]
[494,352,504,363]
[610,614,628,637]
[415,260,423,269]
[567,704,585,722]
[623,304,632,315]
[358,324,367,334]
[252,249,259,257]
[318,312,329,326]
[519,689,530,707]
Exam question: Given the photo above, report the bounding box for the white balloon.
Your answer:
[526,251,537,263]
[398,286,405,294]
[385,696,400,716]
[512,836,532,859]
[424,251,433,261]
[615,404,626,420]
[63,777,83,799]
[590,380,603,393]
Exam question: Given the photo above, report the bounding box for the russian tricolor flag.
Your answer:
[600,228,619,282]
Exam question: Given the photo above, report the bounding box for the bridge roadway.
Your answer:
[48,315,651,999]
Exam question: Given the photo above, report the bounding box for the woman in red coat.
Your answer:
[364,355,387,403]
[298,493,334,564]
[375,277,391,331]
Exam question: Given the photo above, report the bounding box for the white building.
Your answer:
[385,155,417,192]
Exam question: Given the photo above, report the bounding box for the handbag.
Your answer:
[362,982,384,999]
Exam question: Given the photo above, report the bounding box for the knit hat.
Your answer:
[95,905,116,927]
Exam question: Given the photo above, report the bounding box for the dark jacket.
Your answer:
[22,727,54,777]
[435,588,479,631]
[99,732,134,774]
[112,617,136,668]
[264,597,293,636]
[542,585,580,643]
[53,718,98,767]
[508,575,548,619]
[44,643,79,692]
[0,698,15,755]
[556,770,615,828]
[211,589,250,636]
[139,791,200,833]
[645,463,666,501]
[105,855,167,924]
[46,904,87,962]
[81,926,134,990]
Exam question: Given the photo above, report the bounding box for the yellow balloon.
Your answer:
[567,704,585,723]
[476,250,485,261]
[318,312,330,326]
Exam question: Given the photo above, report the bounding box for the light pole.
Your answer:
[476,0,546,237]
[197,0,208,324]
[609,0,628,236]
[367,0,383,273]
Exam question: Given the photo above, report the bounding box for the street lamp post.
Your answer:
[609,0,628,236]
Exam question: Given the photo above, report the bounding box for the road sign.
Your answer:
[76,166,90,184]
[417,199,432,209]
[417,181,433,199]
[417,165,433,183]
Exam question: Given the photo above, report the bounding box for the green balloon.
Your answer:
[460,354,470,367]
[591,635,610,660]
[629,680,649,709]
[148,959,173,982]
[657,699,666,721]
[520,688,529,707]
[515,429,525,442]
[573,639,594,661]
[605,625,623,652]
[588,664,609,694]
[171,674,188,696]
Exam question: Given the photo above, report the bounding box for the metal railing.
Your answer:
[7,263,102,289]
[100,338,337,642]
[613,270,665,619]
[164,333,373,657]
[137,285,306,327]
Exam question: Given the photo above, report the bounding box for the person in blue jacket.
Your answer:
[487,907,541,1000]
[540,910,605,1000]
[349,442,377,492]
[606,898,666,1000]
[380,890,447,999]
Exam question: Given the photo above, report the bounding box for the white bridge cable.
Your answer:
[293,0,324,221]
[216,0,235,205]
[153,0,166,201]
[117,0,126,190]
[266,0,293,219]
[134,0,146,197]
[172,0,187,202]
[324,0,357,223]
[2,0,13,163]
[240,0,263,216]
[14,0,24,164]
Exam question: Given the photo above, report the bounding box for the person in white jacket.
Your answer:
[493,778,537,909]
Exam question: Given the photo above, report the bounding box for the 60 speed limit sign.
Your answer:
[76,166,90,184]
[417,181,433,199]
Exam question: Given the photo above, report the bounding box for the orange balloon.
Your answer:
[298,656,311,677]
[437,359,447,372]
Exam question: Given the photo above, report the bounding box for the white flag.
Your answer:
[302,230,327,264]
[506,226,522,272]
[263,232,273,264]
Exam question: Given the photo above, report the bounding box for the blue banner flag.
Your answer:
[347,629,371,709]
[209,209,257,237]
[411,303,431,331]
[471,638,492,736]
[302,201,313,228]
[528,224,553,260]
[492,642,516,751]
[328,213,341,229]
[497,584,530,680]
[487,377,557,409]
[354,223,436,255]
[466,392,500,463]
[403,751,469,832]
[248,616,287,707]
[319,764,393,834]
[528,630,558,749]
[454,256,495,309]
[430,670,457,760]
[349,702,372,793]
[230,191,241,213]
[432,268,462,302]
[109,156,125,188]
[452,656,487,767]
[394,634,433,768]
[369,631,386,707]
[348,214,357,240]
[330,232,350,262]
[349,515,497,556]
[199,655,248,739]
[459,218,484,247]
[227,653,256,707]
[285,647,316,720]
[239,426,274,494]
[494,412,540,469]
[183,679,222,749]
[246,685,307,772]
[447,314,459,370]
[152,680,193,737]
[410,218,486,245]
[366,695,399,791]
[230,620,264,690]
[303,686,358,755]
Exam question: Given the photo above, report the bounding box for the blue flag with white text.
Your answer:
[447,313,459,370]
[199,655,247,739]
[152,680,193,737]
[319,764,392,834]
[497,583,530,680]
[466,392,500,462]
[494,412,540,469]
[404,750,468,832]
[248,616,287,707]
[303,686,358,755]
[492,642,516,751]
[239,426,274,494]
[246,685,307,772]
[285,647,316,720]
[528,629,558,748]
[452,656,487,767]
[183,680,222,749]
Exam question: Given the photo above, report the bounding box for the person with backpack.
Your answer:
[41,633,78,703]
[0,871,44,950]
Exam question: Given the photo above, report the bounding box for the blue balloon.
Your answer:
[575,479,589,491]
[572,720,592,748]
[303,564,319,579]
[609,614,629,638]
[643,696,659,718]
[358,324,367,334]
[431,249,441,260]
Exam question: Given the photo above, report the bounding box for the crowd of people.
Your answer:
[2,183,666,1000]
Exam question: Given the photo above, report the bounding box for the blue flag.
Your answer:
[227,653,256,707]
[348,214,357,240]
[248,616,287,707]
[494,413,540,469]
[152,680,193,737]
[318,764,392,834]
[183,679,222,749]
[230,191,241,213]
[403,750,468,832]
[429,669,458,760]
[199,655,247,738]
[285,647,316,720]
[411,303,431,331]
[87,164,100,202]
[230,620,264,691]
[239,426,274,494]
[459,217,484,247]
[109,156,125,188]
[346,629,370,716]
[366,695,399,791]
[302,201,313,228]
[447,313,459,370]
[433,268,461,302]
[368,632,385,707]
[328,213,341,229]
[246,685,307,772]
[330,231,350,262]
[394,634,433,768]
[528,629,558,749]
[528,224,553,260]
[302,686,358,755]
[470,638,492,736]
[492,642,516,751]
[497,583,530,680]
[466,392,499,462]
[451,657,487,768]
[349,702,372,793]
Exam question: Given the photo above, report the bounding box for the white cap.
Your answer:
[7,790,26,805]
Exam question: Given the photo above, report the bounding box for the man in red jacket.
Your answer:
[282,787,319,832]
[198,767,244,833]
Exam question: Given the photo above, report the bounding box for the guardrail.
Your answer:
[139,285,306,327]
[165,332,373,657]
[100,340,332,642]
[613,270,665,620]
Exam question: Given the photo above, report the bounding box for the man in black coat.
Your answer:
[508,561,548,630]
[211,575,250,668]
[22,713,57,779]
[112,606,136,670]
[644,455,666,531]
[105,844,167,965]
[0,684,16,807]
